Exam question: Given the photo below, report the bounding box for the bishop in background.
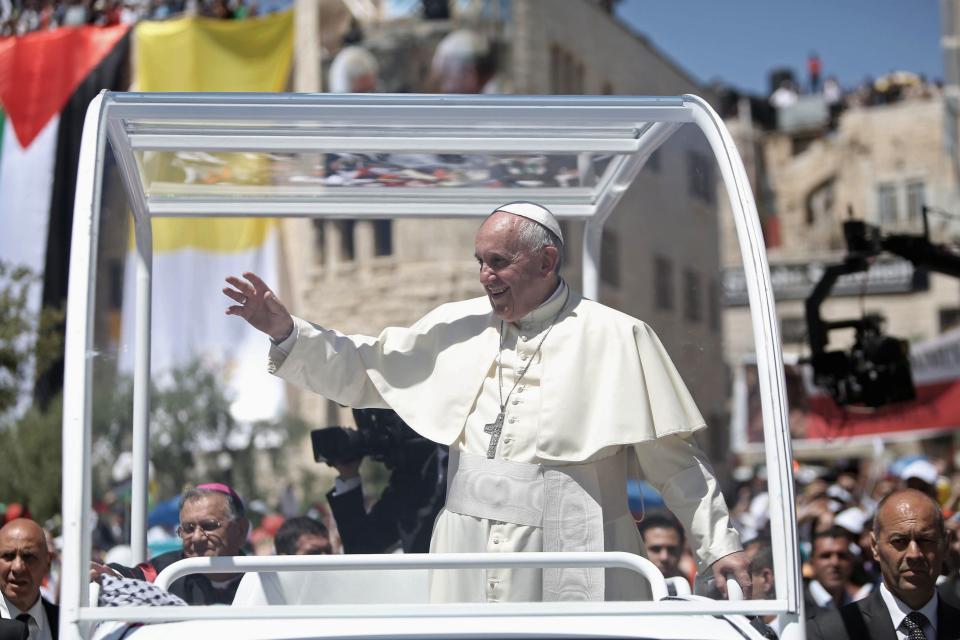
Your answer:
[224,201,751,602]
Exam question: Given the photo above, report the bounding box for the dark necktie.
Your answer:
[15,613,32,638]
[901,611,928,640]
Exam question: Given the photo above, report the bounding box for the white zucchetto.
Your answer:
[493,201,564,244]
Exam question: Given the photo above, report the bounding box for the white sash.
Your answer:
[444,450,627,601]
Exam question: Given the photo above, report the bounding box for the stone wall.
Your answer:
[280,0,730,473]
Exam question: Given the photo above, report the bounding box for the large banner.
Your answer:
[733,328,960,455]
[0,25,130,404]
[120,11,293,423]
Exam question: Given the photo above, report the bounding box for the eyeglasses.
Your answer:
[177,519,224,537]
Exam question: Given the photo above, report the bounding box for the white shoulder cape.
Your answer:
[275,291,705,463]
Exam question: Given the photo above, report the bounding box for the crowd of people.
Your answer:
[0,0,291,36]
[4,449,959,638]
[4,198,960,639]
[763,51,941,132]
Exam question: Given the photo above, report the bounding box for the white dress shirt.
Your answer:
[879,582,938,640]
[0,593,52,640]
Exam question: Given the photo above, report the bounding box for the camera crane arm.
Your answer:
[804,211,960,407]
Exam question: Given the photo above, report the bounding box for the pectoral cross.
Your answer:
[484,412,505,459]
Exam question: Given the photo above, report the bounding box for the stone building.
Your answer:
[719,89,960,452]
[721,93,959,360]
[280,0,731,484]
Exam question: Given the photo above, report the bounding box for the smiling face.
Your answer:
[871,490,946,610]
[178,494,247,559]
[474,212,559,322]
[0,519,50,611]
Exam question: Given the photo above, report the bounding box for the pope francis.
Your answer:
[224,201,751,603]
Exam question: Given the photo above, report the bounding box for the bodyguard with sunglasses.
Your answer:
[91,484,249,605]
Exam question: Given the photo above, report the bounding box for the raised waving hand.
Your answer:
[223,272,294,342]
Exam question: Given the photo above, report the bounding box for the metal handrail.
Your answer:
[154,551,669,601]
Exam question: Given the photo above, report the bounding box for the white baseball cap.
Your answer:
[900,459,938,486]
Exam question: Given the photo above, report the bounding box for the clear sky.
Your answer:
[615,0,944,95]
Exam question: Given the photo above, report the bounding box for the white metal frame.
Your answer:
[61,92,799,639]
[151,553,669,598]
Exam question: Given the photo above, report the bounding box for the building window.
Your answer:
[313,219,326,262]
[906,180,926,221]
[550,45,561,94]
[600,229,620,287]
[687,151,715,204]
[336,220,355,261]
[780,316,807,344]
[708,278,720,332]
[940,307,960,332]
[550,44,584,94]
[373,220,393,256]
[805,177,835,226]
[654,255,673,310]
[877,182,898,225]
[683,269,701,322]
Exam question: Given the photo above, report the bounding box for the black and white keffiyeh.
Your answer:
[98,574,188,607]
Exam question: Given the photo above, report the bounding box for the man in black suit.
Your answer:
[0,519,58,640]
[804,525,859,614]
[807,488,960,640]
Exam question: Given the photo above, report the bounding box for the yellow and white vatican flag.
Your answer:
[120,11,293,423]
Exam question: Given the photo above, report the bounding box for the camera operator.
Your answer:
[316,409,446,554]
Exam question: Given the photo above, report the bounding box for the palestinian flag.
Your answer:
[119,12,293,423]
[0,25,130,404]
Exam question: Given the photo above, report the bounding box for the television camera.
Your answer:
[805,209,960,407]
[310,407,435,470]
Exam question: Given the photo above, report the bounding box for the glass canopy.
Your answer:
[105,93,685,218]
[60,92,799,639]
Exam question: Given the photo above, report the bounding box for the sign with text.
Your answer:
[732,328,960,453]
[723,257,928,306]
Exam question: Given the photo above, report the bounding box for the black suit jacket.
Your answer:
[807,588,960,640]
[0,620,27,640]
[42,597,59,638]
[328,444,446,555]
[0,597,57,639]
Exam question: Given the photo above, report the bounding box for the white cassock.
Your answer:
[269,280,741,602]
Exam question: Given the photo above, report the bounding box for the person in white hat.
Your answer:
[224,201,749,603]
[900,459,939,499]
[328,45,379,94]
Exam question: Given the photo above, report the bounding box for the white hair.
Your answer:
[516,217,564,274]
[431,29,490,72]
[328,46,379,94]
